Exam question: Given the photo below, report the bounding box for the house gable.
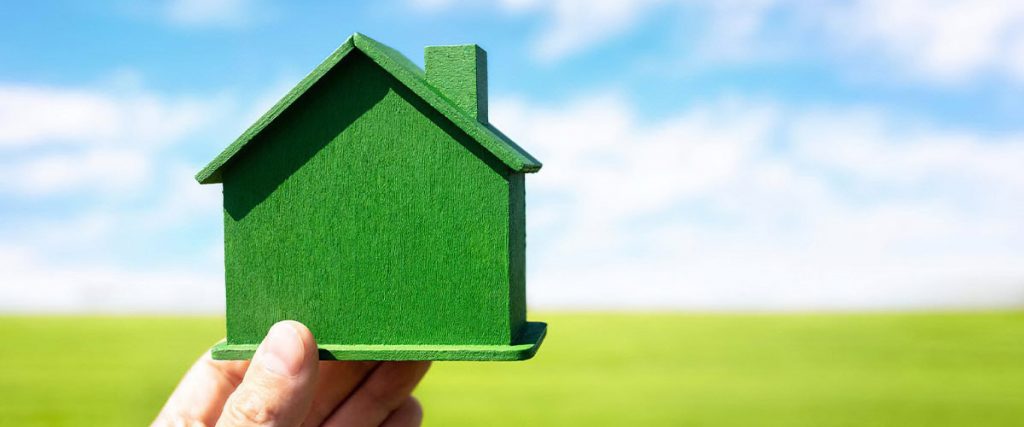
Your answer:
[196,33,541,185]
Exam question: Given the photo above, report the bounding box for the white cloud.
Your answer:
[0,82,225,197]
[687,0,784,63]
[703,0,1024,83]
[522,0,666,62]
[0,86,122,147]
[163,0,260,28]
[0,84,219,149]
[140,163,223,226]
[408,0,459,11]
[815,0,1024,83]
[0,77,236,313]
[493,94,1024,310]
[0,244,223,314]
[0,158,226,314]
[408,0,669,61]
[0,68,321,314]
[790,108,1024,189]
[0,149,152,196]
[4,65,1022,313]
[416,0,1024,83]
[0,157,226,313]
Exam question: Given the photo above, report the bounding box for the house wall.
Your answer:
[508,172,527,341]
[220,51,523,346]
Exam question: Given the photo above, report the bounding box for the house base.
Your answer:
[210,321,547,361]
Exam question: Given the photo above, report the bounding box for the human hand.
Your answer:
[153,321,431,426]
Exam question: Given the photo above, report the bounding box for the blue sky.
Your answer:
[2,0,1023,312]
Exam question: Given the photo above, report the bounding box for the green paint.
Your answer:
[425,45,488,122]
[196,34,543,360]
[508,173,526,331]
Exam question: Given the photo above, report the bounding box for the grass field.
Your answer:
[1,312,1022,426]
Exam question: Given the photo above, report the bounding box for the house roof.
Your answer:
[195,33,542,184]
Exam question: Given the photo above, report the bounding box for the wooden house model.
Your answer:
[196,33,545,361]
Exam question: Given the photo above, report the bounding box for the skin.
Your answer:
[153,321,431,427]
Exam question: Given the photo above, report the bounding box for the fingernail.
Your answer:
[256,321,305,376]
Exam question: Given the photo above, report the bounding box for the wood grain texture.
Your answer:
[198,34,545,361]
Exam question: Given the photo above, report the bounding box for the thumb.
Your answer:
[217,320,319,427]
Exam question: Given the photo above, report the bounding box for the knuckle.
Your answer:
[363,382,405,412]
[226,389,280,425]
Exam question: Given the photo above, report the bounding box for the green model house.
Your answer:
[196,33,545,361]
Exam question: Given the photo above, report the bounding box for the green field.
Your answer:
[1,312,1022,426]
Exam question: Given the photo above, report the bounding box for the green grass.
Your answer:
[1,312,1022,426]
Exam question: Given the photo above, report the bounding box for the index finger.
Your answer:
[152,349,251,426]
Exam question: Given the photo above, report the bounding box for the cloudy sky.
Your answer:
[1,0,1023,312]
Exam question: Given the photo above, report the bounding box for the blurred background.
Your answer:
[1,1,1022,425]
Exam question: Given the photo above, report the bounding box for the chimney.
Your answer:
[424,44,488,123]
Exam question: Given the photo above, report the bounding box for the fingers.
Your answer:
[152,351,250,426]
[154,322,429,427]
[301,361,380,426]
[321,361,431,427]
[380,397,423,427]
[216,321,320,427]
